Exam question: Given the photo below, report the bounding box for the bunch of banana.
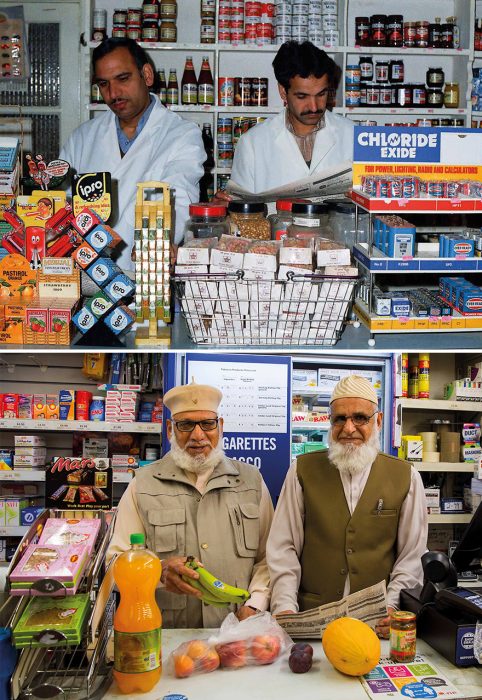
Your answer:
[181,556,250,608]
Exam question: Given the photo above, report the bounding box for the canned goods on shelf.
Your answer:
[322,14,337,30]
[292,15,309,27]
[346,88,361,107]
[323,29,339,47]
[217,116,233,142]
[322,0,337,14]
[217,142,234,167]
[346,65,361,86]
[366,83,380,106]
[218,77,235,105]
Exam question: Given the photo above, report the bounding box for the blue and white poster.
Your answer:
[185,353,291,501]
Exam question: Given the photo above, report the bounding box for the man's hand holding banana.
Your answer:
[160,555,203,598]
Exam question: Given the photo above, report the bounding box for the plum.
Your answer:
[291,642,313,657]
[289,651,313,673]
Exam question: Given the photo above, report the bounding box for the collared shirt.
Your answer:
[267,454,428,613]
[285,108,325,165]
[115,94,156,155]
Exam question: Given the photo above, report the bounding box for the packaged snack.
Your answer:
[248,241,279,256]
[79,486,96,504]
[216,235,251,253]
[38,517,100,554]
[13,593,91,647]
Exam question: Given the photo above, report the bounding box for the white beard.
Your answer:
[328,425,380,475]
[169,431,225,475]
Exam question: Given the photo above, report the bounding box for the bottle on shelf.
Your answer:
[166,68,179,105]
[113,533,162,693]
[201,123,215,169]
[157,68,167,105]
[198,55,214,106]
[446,16,460,49]
[181,56,198,105]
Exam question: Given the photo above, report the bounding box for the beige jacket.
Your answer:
[108,452,274,628]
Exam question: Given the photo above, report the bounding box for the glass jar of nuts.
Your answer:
[227,201,271,240]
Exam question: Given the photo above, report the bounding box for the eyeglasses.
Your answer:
[173,418,219,433]
[330,411,378,427]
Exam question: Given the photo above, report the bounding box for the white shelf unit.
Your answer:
[0,418,161,434]
[80,0,481,189]
[416,462,475,472]
[427,513,473,524]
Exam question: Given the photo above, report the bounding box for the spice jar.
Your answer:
[228,201,271,240]
[186,203,230,241]
[427,88,444,108]
[426,67,444,88]
[268,199,300,240]
[444,82,459,108]
[287,202,332,240]
[390,611,416,663]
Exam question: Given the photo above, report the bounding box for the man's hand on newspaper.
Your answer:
[213,189,232,203]
[375,606,395,639]
[275,610,296,616]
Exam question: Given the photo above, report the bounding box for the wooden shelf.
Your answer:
[427,513,472,524]
[415,462,475,473]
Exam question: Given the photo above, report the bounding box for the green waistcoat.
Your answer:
[297,450,411,611]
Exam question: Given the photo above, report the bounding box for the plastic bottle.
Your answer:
[113,533,162,693]
[181,56,198,105]
[0,627,18,700]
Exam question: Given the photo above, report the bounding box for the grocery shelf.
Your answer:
[415,462,475,472]
[292,421,330,430]
[353,243,482,273]
[292,387,330,396]
[346,108,468,117]
[0,526,28,537]
[0,418,162,433]
[0,470,46,482]
[350,190,482,213]
[89,103,281,113]
[347,46,471,57]
[427,513,472,524]
[400,398,482,411]
[113,471,134,483]
[354,299,482,334]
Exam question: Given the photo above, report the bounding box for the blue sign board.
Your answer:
[354,126,442,163]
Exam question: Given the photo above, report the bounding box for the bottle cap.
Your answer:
[130,533,145,545]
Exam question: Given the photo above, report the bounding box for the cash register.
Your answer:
[400,501,482,667]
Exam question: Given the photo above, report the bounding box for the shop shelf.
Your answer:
[346,46,470,57]
[346,108,468,117]
[0,470,46,482]
[354,299,482,334]
[0,526,28,537]
[292,421,330,430]
[0,418,162,433]
[427,513,473,524]
[350,190,482,213]
[292,387,330,396]
[353,243,482,273]
[415,462,475,472]
[400,398,482,411]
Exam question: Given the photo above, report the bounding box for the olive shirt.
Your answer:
[267,452,428,614]
[107,452,273,627]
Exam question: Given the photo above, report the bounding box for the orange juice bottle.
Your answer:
[113,533,162,693]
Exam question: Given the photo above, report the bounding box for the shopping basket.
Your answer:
[173,270,358,346]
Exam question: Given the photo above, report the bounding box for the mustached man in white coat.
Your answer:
[217,41,354,198]
[60,39,205,271]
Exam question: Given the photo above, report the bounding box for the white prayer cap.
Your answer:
[329,375,378,405]
[163,379,222,416]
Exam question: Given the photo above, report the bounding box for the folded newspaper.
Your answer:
[226,160,353,202]
[275,580,388,639]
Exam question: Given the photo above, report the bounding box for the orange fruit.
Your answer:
[186,639,209,660]
[174,654,195,678]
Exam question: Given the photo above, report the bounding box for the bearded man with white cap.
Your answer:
[267,374,428,638]
[107,380,274,628]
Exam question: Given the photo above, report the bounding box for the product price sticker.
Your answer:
[360,656,462,699]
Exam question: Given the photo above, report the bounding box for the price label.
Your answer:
[14,420,25,429]
[36,421,48,429]
[58,422,70,430]
[77,422,90,431]
[0,528,7,536]
[0,420,6,429]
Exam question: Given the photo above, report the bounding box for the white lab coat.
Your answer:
[230,109,355,194]
[60,97,205,271]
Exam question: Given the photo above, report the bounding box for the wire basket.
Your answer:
[174,271,358,346]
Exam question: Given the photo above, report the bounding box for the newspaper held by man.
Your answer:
[226,160,353,203]
[275,580,388,639]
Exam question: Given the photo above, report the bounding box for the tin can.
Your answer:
[256,23,274,42]
[390,611,416,663]
[379,84,392,106]
[401,353,408,397]
[322,14,338,31]
[428,181,444,198]
[235,77,251,106]
[322,0,337,14]
[418,354,430,399]
[245,1,262,16]
[217,142,234,167]
[261,3,275,18]
[366,83,380,106]
[231,30,245,43]
[217,116,233,142]
[308,30,324,45]
[324,29,339,46]
[217,29,231,43]
[218,76,235,105]
[403,21,416,47]
[251,77,268,106]
[415,21,429,48]
[412,85,426,106]
[402,177,419,198]
[408,365,419,399]
[345,88,361,107]
[346,65,361,86]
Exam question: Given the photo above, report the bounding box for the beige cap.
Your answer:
[330,375,378,405]
[163,379,222,416]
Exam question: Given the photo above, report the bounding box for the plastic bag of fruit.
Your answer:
[169,637,222,678]
[208,611,293,669]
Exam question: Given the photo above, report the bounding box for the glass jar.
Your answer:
[386,15,403,47]
[426,67,444,88]
[370,14,387,47]
[227,201,271,240]
[390,611,416,663]
[287,202,332,240]
[427,88,444,108]
[440,23,453,49]
[403,21,416,47]
[389,59,404,83]
[444,82,459,108]
[268,199,298,240]
[375,60,389,83]
[160,19,177,41]
[92,9,107,41]
[329,200,368,248]
[412,84,427,106]
[355,16,371,46]
[186,203,229,241]
[359,56,373,82]
[160,0,177,19]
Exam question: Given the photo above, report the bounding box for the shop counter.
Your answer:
[104,629,482,700]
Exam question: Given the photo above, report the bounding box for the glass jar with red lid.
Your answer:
[185,203,230,240]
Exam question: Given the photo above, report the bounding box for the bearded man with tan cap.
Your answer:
[267,374,428,638]
[108,380,274,628]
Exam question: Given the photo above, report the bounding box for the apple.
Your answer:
[215,640,247,668]
[250,635,282,665]
[201,648,220,673]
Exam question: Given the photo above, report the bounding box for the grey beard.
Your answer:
[169,431,225,475]
[328,425,380,475]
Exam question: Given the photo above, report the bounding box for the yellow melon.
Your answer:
[322,617,380,676]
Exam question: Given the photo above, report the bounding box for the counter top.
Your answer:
[105,629,482,700]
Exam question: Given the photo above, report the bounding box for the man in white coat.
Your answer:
[60,38,205,271]
[219,41,354,196]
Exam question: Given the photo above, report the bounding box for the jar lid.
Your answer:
[276,198,308,212]
[332,202,356,214]
[190,203,227,217]
[390,611,416,621]
[291,202,328,215]
[428,67,443,71]
[228,201,265,214]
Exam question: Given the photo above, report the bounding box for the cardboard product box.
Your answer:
[20,506,44,526]
[303,442,326,453]
[292,369,318,389]
[82,438,109,457]
[32,394,47,420]
[176,246,211,266]
[291,443,305,456]
[59,389,75,420]
[0,500,5,525]
[424,487,441,509]
[0,450,13,470]
[279,245,312,268]
[18,394,33,419]
[317,245,351,268]
[5,498,29,526]
[14,447,47,457]
[440,497,465,513]
[14,435,46,447]
[243,252,278,272]
[210,247,245,270]
[13,454,46,467]
[402,435,423,462]
[46,393,59,420]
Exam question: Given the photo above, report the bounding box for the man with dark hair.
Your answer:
[60,38,204,271]
[222,40,353,195]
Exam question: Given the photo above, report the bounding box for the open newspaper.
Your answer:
[226,160,353,202]
[275,580,388,639]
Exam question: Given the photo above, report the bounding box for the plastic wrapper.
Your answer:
[282,237,312,249]
[248,240,279,256]
[184,237,218,249]
[216,234,251,253]
[169,612,292,677]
